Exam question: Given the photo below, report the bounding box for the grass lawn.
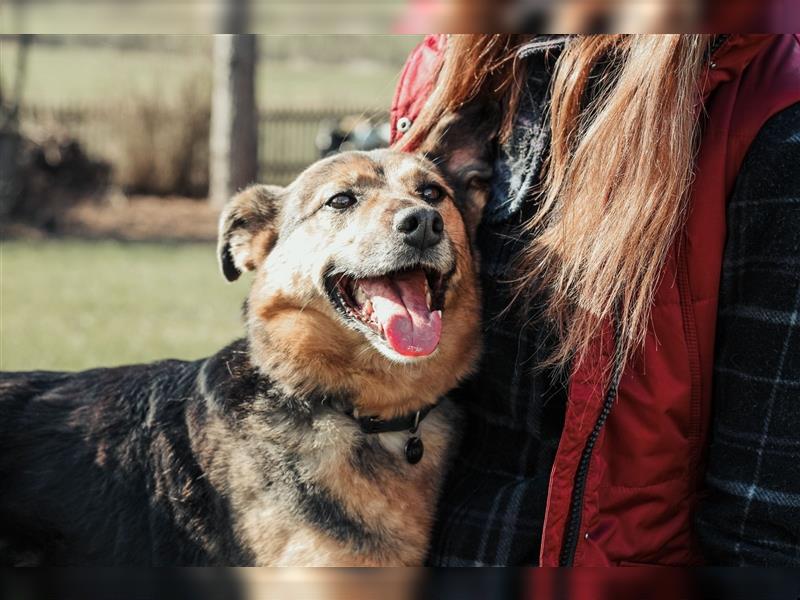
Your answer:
[1,240,251,372]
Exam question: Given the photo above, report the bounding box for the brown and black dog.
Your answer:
[0,107,498,566]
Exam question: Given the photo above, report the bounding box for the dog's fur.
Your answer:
[0,107,498,566]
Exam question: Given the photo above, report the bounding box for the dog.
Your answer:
[0,107,498,566]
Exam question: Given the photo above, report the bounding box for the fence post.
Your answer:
[209,34,258,209]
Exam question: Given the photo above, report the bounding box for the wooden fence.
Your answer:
[21,104,390,189]
[258,107,389,184]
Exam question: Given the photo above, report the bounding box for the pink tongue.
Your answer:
[359,270,442,357]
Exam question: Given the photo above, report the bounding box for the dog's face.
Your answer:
[219,149,474,357]
[218,108,497,414]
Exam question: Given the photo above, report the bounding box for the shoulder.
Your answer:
[732,101,800,201]
[200,338,266,401]
[728,101,800,252]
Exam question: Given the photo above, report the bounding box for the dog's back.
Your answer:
[0,352,248,565]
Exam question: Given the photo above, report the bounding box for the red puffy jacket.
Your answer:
[391,34,800,566]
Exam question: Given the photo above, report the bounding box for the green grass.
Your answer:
[1,240,251,371]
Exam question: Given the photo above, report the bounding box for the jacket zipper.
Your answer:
[559,315,624,566]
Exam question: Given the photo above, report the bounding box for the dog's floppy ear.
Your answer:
[218,184,284,282]
[417,101,500,238]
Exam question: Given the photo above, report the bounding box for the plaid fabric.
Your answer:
[695,102,800,565]
[427,45,567,567]
[426,204,567,567]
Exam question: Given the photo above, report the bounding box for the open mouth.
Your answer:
[325,267,449,358]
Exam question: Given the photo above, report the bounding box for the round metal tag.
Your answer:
[405,436,424,464]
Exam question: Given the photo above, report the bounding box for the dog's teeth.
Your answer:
[363,299,373,316]
[434,310,443,319]
[425,284,432,310]
[353,285,367,306]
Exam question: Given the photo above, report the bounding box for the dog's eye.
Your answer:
[326,193,356,210]
[420,184,444,203]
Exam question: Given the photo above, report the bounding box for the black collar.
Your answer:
[348,403,437,434]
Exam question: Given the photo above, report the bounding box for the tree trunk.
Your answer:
[0,34,31,218]
[209,34,258,209]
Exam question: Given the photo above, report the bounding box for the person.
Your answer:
[389,34,800,566]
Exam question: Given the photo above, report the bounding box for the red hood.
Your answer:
[702,34,777,98]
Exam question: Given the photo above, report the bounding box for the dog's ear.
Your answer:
[417,101,500,238]
[218,184,284,282]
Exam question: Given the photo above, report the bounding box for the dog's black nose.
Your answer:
[394,207,444,251]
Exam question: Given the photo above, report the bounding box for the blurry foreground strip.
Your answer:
[0,0,798,34]
[0,569,517,600]
[4,569,800,600]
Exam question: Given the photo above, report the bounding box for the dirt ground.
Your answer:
[3,195,221,242]
[62,195,221,241]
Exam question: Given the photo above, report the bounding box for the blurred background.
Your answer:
[0,34,421,372]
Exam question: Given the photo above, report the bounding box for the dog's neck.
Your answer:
[215,337,440,431]
[246,325,450,421]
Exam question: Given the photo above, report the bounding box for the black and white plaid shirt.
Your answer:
[695,101,800,565]
[427,39,800,564]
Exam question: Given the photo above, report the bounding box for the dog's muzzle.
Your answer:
[325,264,451,358]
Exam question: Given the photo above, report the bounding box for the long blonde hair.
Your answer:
[400,34,710,370]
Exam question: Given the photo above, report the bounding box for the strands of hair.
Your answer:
[399,34,711,372]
